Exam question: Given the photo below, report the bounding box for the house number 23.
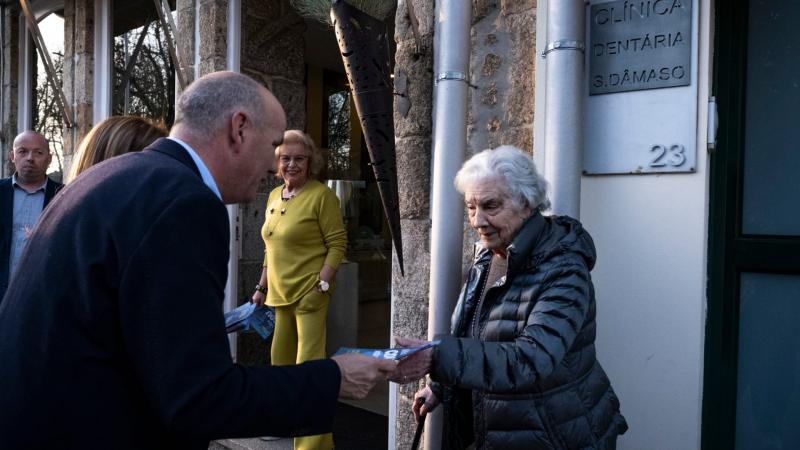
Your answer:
[649,144,686,167]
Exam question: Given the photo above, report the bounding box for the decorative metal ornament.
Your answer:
[331,0,404,275]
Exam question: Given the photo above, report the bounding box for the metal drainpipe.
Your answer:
[93,0,112,124]
[543,0,585,218]
[17,10,33,132]
[425,1,472,449]
[224,0,241,359]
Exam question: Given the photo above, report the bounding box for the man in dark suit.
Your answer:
[0,71,395,449]
[0,130,62,300]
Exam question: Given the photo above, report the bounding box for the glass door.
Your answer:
[704,2,800,449]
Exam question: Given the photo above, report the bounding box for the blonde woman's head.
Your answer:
[274,129,324,182]
[68,116,167,182]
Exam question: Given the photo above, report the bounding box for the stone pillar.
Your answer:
[62,0,94,173]
[469,0,537,155]
[175,0,231,88]
[197,0,228,74]
[241,0,305,129]
[1,4,21,176]
[391,0,435,447]
[175,0,197,87]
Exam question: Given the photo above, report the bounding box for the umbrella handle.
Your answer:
[411,397,426,450]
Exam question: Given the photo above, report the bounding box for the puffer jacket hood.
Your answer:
[503,213,596,273]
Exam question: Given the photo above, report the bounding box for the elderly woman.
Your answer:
[251,130,347,450]
[396,146,627,449]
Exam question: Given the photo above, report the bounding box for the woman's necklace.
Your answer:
[267,184,304,237]
[282,182,305,200]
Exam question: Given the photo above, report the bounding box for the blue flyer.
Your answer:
[224,300,275,340]
[224,302,255,330]
[334,341,440,360]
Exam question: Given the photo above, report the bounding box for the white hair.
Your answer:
[454,145,550,212]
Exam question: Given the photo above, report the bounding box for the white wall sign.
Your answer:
[584,0,698,175]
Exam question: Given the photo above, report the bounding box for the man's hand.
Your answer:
[412,385,440,423]
[388,337,433,384]
[331,353,397,399]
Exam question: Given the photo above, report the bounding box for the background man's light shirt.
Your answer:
[9,174,47,278]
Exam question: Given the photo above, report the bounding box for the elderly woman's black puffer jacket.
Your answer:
[430,213,628,450]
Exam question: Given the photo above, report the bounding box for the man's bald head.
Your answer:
[11,130,51,186]
[172,71,278,141]
[170,71,287,204]
[13,131,48,150]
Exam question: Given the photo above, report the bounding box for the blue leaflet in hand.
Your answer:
[224,300,275,341]
[333,341,441,360]
[248,306,275,340]
[224,302,256,329]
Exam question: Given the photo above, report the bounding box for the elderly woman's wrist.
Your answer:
[428,335,457,382]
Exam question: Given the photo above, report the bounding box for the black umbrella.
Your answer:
[331,0,404,275]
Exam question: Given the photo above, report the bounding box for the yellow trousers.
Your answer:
[271,288,333,450]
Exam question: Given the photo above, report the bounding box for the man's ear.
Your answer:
[229,111,248,147]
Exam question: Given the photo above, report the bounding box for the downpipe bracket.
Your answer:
[542,39,585,57]
[436,71,477,89]
[436,71,468,83]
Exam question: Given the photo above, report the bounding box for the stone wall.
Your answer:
[198,0,229,75]
[241,0,305,130]
[62,0,95,173]
[175,0,196,87]
[390,0,537,446]
[391,0,435,447]
[1,5,21,176]
[469,0,537,155]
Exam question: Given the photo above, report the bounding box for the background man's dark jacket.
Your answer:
[0,175,62,299]
[0,139,341,449]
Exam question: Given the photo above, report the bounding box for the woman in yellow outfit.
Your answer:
[252,130,347,450]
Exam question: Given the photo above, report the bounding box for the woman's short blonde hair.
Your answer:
[275,129,325,180]
[68,115,167,182]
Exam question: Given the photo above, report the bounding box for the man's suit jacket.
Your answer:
[0,175,62,299]
[0,139,341,450]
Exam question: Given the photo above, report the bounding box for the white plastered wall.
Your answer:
[534,1,713,449]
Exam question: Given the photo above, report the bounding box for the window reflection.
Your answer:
[33,12,65,180]
[112,1,177,125]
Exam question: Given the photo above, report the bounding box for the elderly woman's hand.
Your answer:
[412,385,440,423]
[388,337,433,384]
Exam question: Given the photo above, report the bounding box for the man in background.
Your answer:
[0,130,62,301]
[0,71,394,449]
